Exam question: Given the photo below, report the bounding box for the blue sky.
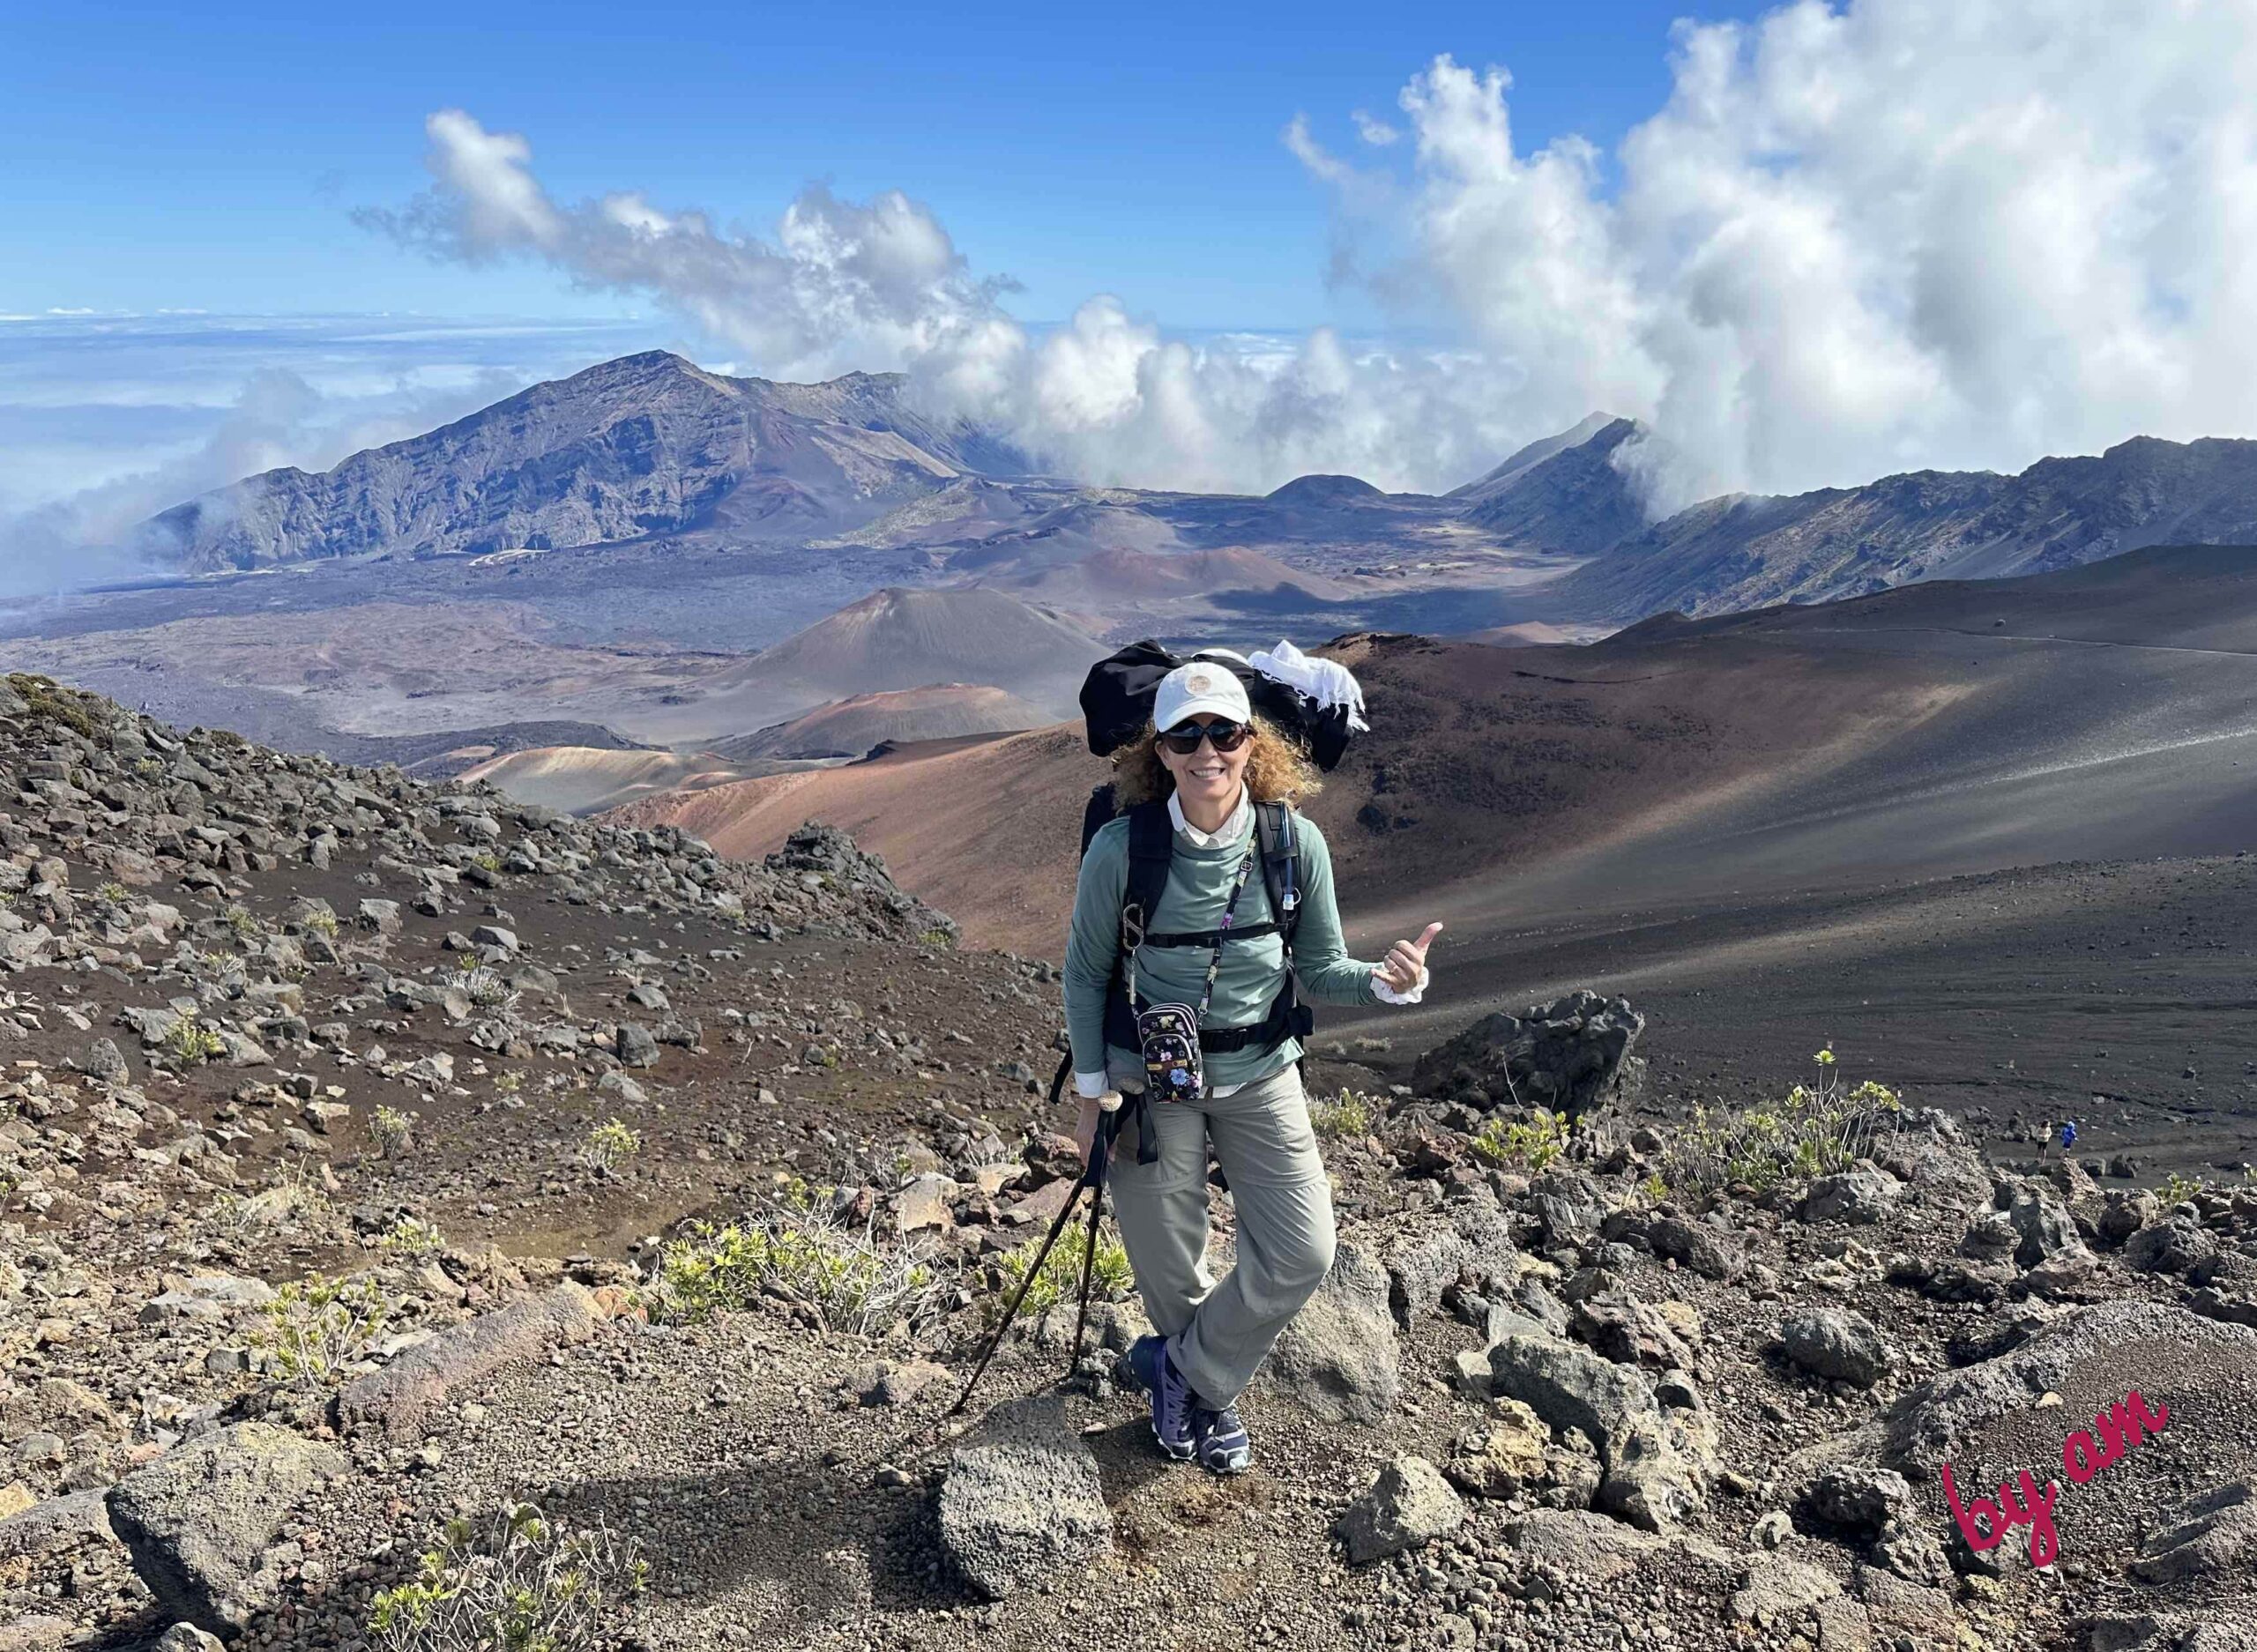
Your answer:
[4,0,1762,330]
[8,0,2253,599]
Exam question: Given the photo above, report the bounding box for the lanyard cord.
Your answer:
[1127,839,1260,1023]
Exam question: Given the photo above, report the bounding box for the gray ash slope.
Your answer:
[0,678,2255,1652]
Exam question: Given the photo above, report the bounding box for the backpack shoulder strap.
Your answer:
[1079,783,1118,858]
[1253,800,1302,949]
[1121,800,1173,943]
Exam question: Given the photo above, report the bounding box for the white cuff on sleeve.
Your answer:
[1370,964,1429,1006]
[1074,1070,1111,1099]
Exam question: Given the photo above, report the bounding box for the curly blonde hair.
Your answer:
[1110,715,1322,810]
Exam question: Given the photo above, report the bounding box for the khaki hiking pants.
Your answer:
[1106,1060,1337,1409]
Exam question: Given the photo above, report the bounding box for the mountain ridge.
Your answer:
[1554,433,2257,622]
[114,347,2257,650]
[138,350,1027,572]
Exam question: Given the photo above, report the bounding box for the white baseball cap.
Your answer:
[1153,659,1252,733]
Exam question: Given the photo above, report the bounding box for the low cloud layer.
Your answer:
[361,0,2257,509]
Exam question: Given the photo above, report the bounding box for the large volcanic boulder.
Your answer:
[937,1395,1111,1599]
[105,1424,346,1635]
[1263,1241,1402,1423]
[1878,1299,2257,1637]
[1411,990,1645,1119]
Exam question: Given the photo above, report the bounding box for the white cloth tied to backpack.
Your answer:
[1247,639,1369,733]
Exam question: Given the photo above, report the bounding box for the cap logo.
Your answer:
[1186,671,1214,692]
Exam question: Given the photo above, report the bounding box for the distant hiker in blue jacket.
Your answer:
[1062,660,1443,1474]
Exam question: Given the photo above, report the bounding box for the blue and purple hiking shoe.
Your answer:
[1124,1333,1197,1462]
[1192,1403,1252,1475]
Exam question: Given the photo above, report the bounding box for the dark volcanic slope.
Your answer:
[620,547,2257,1000]
[1550,436,2257,623]
[1348,546,2257,939]
[1345,852,2257,1187]
[140,352,1026,570]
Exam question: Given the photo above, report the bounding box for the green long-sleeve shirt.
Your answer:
[1063,805,1386,1092]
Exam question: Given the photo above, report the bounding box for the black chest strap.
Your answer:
[1101,796,1314,1062]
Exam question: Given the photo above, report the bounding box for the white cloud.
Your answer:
[371,2,2257,510]
[1283,114,1357,187]
[1352,109,1402,146]
[357,114,1010,384]
[360,109,1538,495]
[1317,4,2257,503]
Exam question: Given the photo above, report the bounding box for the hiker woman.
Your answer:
[1062,659,1443,1475]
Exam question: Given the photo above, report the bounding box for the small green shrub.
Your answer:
[2159,1170,2207,1207]
[6,673,97,739]
[250,1273,394,1387]
[160,1016,226,1067]
[1311,1088,1374,1139]
[457,964,518,1011]
[367,1501,646,1652]
[917,926,953,949]
[303,907,340,938]
[97,881,130,904]
[1661,1051,1903,1209]
[988,1228,1134,1323]
[377,1216,447,1257]
[222,904,260,940]
[471,852,502,874]
[369,1105,415,1158]
[649,1183,942,1336]
[582,1118,640,1172]
[213,1161,338,1238]
[1471,1108,1569,1172]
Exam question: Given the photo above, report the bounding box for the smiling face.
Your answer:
[1156,714,1251,813]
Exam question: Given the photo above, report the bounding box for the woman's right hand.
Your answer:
[1074,1093,1122,1161]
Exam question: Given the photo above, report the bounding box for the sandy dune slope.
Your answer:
[714,683,1054,760]
[454,747,800,815]
[629,587,1106,743]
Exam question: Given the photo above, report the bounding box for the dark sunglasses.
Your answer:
[1159,718,1250,755]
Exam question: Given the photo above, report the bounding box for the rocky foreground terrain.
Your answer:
[0,673,2253,1652]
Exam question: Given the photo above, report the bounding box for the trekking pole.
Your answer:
[947,1097,1123,1418]
[1069,1105,1128,1364]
